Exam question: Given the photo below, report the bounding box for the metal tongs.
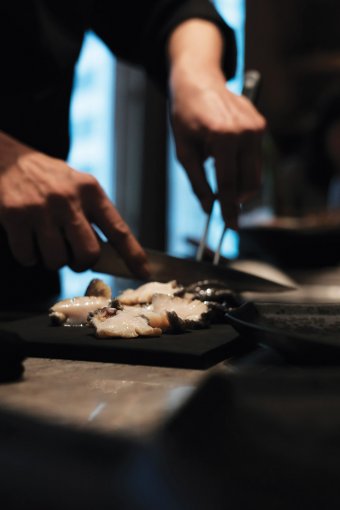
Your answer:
[195,199,227,265]
[196,70,262,268]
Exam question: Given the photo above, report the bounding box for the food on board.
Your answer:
[50,278,235,337]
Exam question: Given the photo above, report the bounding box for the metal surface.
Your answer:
[226,301,340,363]
[195,208,227,266]
[229,259,296,287]
[93,242,295,292]
[196,202,214,262]
[242,69,262,103]
[213,224,228,265]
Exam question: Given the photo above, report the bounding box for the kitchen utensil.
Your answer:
[93,241,295,292]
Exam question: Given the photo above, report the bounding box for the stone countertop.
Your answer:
[0,357,233,435]
[1,263,336,436]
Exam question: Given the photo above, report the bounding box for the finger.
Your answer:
[5,226,37,266]
[232,95,267,132]
[177,143,215,213]
[35,223,69,271]
[87,191,150,279]
[63,213,101,272]
[212,136,239,229]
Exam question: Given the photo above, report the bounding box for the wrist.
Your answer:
[168,19,227,93]
[0,131,30,154]
[0,131,35,173]
[170,60,226,88]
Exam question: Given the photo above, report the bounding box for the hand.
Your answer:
[168,20,266,229]
[0,132,149,277]
[170,72,266,229]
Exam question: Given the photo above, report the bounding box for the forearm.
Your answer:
[95,1,235,90]
[0,131,33,172]
[0,130,22,154]
[168,19,227,85]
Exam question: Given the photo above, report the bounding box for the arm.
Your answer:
[92,1,236,88]
[0,131,149,277]
[168,19,266,228]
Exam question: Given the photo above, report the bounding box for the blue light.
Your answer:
[61,31,115,298]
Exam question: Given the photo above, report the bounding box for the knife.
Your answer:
[93,242,296,292]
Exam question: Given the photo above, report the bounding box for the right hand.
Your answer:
[168,19,266,229]
[0,132,149,278]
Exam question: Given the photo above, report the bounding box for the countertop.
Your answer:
[1,265,340,509]
[0,262,339,434]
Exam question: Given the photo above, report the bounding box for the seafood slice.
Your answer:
[85,278,112,299]
[118,280,183,305]
[49,279,112,326]
[89,307,162,338]
[89,292,211,338]
[50,277,220,337]
[123,305,170,331]
[185,279,242,306]
[151,294,209,331]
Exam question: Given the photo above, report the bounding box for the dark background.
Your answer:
[245,0,340,147]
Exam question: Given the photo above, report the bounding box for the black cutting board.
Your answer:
[0,315,240,369]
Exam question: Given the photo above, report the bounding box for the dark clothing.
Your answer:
[0,1,235,159]
[0,1,235,307]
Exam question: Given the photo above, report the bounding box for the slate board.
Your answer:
[0,315,240,369]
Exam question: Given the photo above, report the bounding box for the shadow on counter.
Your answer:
[1,370,340,509]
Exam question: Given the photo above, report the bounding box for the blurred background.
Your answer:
[244,0,340,218]
[62,0,340,296]
[62,0,245,296]
[239,0,340,268]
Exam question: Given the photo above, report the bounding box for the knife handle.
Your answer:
[242,70,261,104]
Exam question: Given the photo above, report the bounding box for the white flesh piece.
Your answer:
[91,307,162,338]
[90,294,208,339]
[151,294,208,322]
[49,296,110,326]
[124,305,170,330]
[118,280,182,305]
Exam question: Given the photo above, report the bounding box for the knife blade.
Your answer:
[93,242,296,292]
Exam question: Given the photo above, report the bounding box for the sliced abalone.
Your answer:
[151,294,209,331]
[89,306,163,338]
[49,279,112,326]
[185,280,242,306]
[117,280,183,305]
[89,292,210,338]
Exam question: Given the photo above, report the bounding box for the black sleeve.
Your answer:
[90,1,236,88]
